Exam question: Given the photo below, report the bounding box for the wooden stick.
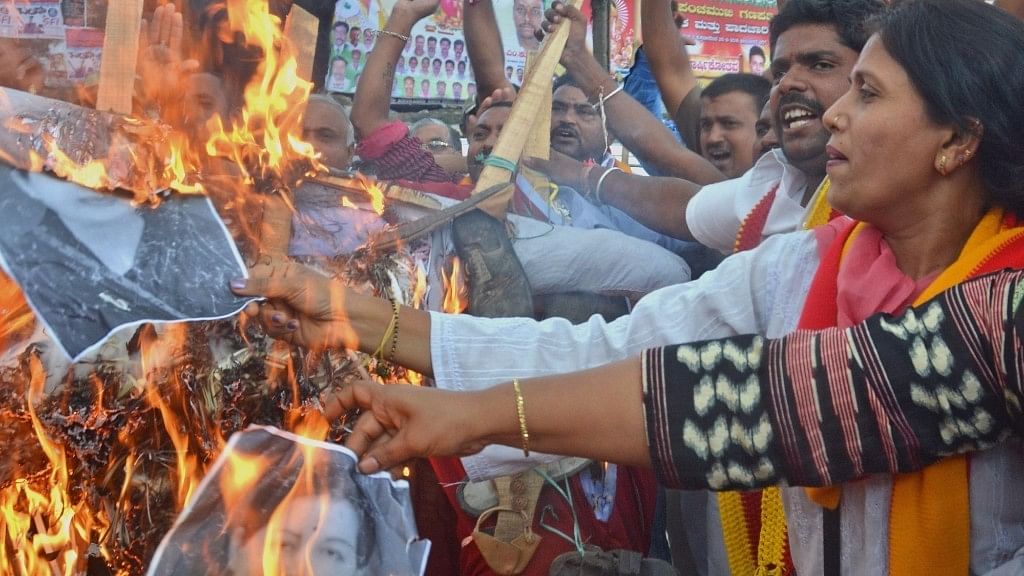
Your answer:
[284,5,320,83]
[96,0,144,114]
[470,0,584,219]
[519,52,552,195]
[365,183,513,254]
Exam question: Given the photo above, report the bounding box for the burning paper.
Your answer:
[0,165,251,361]
[147,425,430,576]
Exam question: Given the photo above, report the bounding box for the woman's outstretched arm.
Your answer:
[329,269,1024,488]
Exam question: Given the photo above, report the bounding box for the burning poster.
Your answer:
[0,165,251,362]
[148,425,430,575]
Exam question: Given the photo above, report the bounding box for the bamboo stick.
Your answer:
[284,5,320,83]
[96,0,144,114]
[471,0,584,219]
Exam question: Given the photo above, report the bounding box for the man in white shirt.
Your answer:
[584,0,872,252]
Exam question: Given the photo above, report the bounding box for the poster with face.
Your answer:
[0,166,252,361]
[147,426,430,576]
[670,0,776,80]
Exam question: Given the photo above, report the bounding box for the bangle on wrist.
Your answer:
[371,29,410,43]
[512,378,530,458]
[594,166,622,205]
[373,297,400,377]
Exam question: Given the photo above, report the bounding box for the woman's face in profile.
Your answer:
[230,494,361,575]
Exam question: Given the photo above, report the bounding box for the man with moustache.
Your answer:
[698,73,770,179]
[512,0,543,50]
[544,0,883,255]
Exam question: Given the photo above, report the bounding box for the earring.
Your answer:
[964,150,973,161]
[938,155,948,175]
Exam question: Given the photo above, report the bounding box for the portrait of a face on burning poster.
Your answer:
[148,425,430,576]
[0,165,252,362]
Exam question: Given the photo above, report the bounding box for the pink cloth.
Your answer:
[356,121,409,160]
[814,218,937,328]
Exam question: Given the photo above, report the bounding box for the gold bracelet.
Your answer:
[371,29,410,43]
[387,297,400,362]
[373,297,399,376]
[512,378,530,457]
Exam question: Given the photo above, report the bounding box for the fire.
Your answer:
[353,173,386,216]
[0,0,429,572]
[442,257,468,314]
[139,324,201,510]
[0,356,110,575]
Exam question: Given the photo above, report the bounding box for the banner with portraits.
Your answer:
[328,0,478,102]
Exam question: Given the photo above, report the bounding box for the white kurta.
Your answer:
[685,149,811,254]
[427,227,1024,574]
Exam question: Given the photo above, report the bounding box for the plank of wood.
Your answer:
[471,0,584,219]
[96,0,144,114]
[519,52,552,196]
[284,5,320,83]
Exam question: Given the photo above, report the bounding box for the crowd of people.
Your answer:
[3,0,1024,573]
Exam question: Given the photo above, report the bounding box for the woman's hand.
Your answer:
[323,380,494,474]
[230,262,356,351]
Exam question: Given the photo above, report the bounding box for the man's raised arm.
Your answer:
[541,2,722,184]
[351,0,439,138]
[641,0,702,150]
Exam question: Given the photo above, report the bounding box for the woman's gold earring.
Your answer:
[938,155,948,175]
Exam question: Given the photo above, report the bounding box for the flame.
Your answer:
[140,324,200,510]
[442,257,468,314]
[6,0,323,209]
[0,0,413,571]
[353,173,386,216]
[0,356,110,575]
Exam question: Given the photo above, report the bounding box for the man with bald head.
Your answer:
[301,95,355,171]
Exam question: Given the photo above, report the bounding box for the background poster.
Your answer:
[0,0,106,92]
[329,0,477,102]
[672,0,776,80]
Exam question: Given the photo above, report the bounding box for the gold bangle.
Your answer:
[512,378,530,458]
[371,29,410,43]
[387,297,400,362]
[373,297,399,376]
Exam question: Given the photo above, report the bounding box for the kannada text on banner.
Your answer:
[674,0,776,80]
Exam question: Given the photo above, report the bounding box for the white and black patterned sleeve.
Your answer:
[643,269,1024,490]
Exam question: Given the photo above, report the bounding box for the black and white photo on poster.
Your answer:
[147,426,430,576]
[0,165,252,361]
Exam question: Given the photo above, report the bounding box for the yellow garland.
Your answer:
[718,492,757,576]
[756,487,788,575]
[718,177,835,576]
